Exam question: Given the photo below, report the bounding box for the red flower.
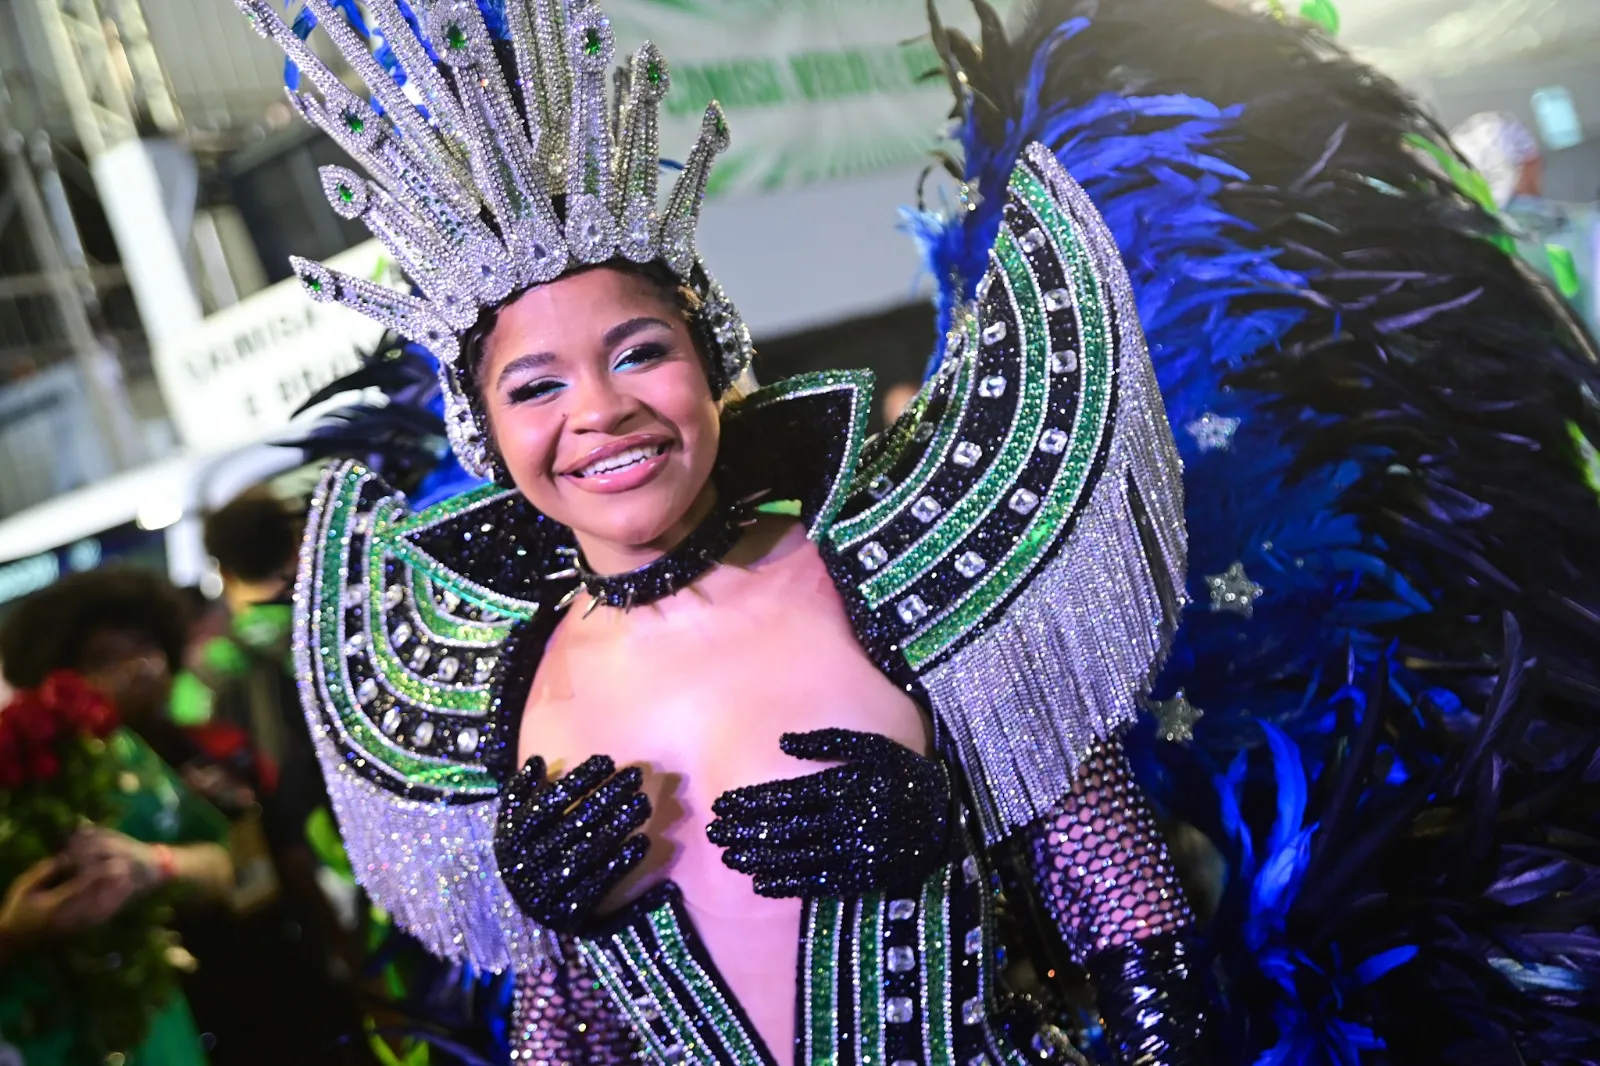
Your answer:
[38,670,119,738]
[25,745,59,783]
[0,718,23,790]
[4,694,59,746]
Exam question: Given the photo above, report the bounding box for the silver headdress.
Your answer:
[235,0,753,478]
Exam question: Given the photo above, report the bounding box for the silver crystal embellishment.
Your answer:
[1043,288,1072,311]
[952,441,982,467]
[412,720,434,748]
[381,708,401,734]
[886,946,915,973]
[858,542,889,572]
[1009,488,1040,516]
[888,899,916,921]
[1039,428,1069,455]
[978,374,1007,398]
[955,551,987,579]
[911,496,942,523]
[456,727,480,756]
[1051,350,1078,375]
[1019,227,1046,252]
[885,997,915,1024]
[897,596,929,625]
[982,320,1007,346]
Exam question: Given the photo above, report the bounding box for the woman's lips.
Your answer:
[562,441,671,494]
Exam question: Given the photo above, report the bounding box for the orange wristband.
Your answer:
[151,844,177,883]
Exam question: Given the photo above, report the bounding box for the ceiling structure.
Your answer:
[1337,0,1600,82]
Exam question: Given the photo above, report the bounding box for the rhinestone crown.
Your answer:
[235,0,753,476]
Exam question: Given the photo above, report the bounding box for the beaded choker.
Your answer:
[558,491,762,614]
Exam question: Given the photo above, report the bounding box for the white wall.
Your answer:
[694,165,935,340]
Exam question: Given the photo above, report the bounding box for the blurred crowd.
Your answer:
[0,488,492,1066]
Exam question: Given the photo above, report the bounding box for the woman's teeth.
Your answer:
[575,443,665,478]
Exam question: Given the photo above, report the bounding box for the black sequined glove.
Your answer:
[493,754,650,932]
[706,728,952,899]
[1087,932,1211,1066]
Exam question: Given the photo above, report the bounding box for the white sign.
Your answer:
[607,0,1016,196]
[152,241,402,451]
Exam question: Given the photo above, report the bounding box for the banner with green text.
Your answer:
[605,0,1016,196]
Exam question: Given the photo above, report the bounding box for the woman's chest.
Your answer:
[518,557,927,811]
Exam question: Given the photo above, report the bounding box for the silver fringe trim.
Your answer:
[925,145,1187,845]
[295,464,554,973]
[312,725,556,972]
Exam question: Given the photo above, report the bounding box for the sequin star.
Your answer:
[1206,561,1262,617]
[1185,411,1241,452]
[1148,690,1204,743]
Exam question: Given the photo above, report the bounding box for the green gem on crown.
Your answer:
[305,275,324,293]
[646,60,662,85]
[344,112,365,134]
[584,27,602,57]
[713,112,728,137]
[337,183,354,204]
[446,24,467,51]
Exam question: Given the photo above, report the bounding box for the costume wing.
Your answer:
[297,459,568,970]
[825,145,1185,844]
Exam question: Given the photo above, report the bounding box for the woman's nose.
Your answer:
[567,372,640,432]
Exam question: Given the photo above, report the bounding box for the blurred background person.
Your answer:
[1452,109,1600,332]
[0,570,234,1065]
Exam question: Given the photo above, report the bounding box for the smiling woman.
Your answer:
[236,0,1207,1063]
[473,267,723,573]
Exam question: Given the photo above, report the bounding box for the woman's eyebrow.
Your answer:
[603,316,671,348]
[496,350,556,388]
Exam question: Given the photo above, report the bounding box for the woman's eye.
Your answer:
[616,342,668,370]
[507,379,562,405]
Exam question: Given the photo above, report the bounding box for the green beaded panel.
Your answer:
[903,166,1115,668]
[830,313,979,549]
[816,156,1118,674]
[304,463,538,796]
[730,369,873,536]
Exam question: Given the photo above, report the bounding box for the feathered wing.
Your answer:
[912,0,1600,1060]
[295,459,566,971]
[825,144,1185,845]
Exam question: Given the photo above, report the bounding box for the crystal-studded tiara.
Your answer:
[234,0,754,478]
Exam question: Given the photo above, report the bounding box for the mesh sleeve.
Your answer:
[510,943,640,1065]
[1026,738,1192,964]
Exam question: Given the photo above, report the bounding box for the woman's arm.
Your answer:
[1026,740,1210,1066]
[64,827,235,904]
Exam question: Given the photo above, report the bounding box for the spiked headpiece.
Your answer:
[235,0,753,478]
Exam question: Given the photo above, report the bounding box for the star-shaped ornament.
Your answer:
[1148,690,1204,744]
[1206,561,1262,618]
[1185,411,1241,453]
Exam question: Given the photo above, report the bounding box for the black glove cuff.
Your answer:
[1086,931,1211,1066]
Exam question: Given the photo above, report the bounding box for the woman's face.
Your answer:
[478,267,720,565]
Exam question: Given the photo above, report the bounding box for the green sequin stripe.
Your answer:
[736,369,873,535]
[860,225,1049,609]
[364,504,492,715]
[646,906,767,1066]
[613,925,722,1065]
[313,473,497,792]
[854,894,886,1066]
[849,391,932,508]
[902,167,1116,668]
[806,898,843,1066]
[830,314,978,549]
[387,478,512,537]
[409,572,511,645]
[919,868,953,1064]
[385,535,543,620]
[577,940,685,1065]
